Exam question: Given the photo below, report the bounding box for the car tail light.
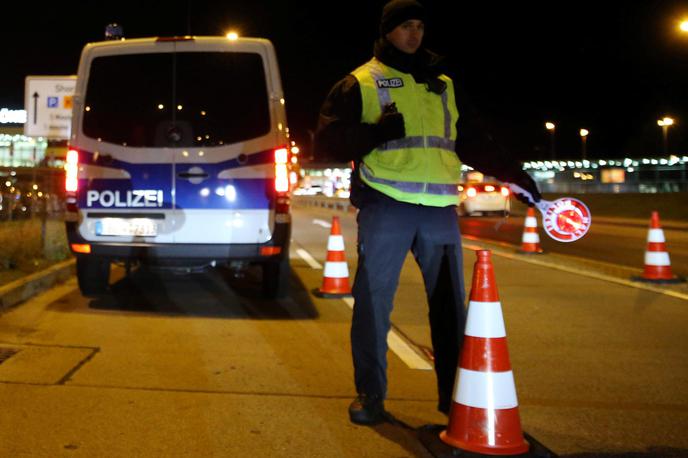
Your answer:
[65,149,79,193]
[466,187,477,197]
[501,186,510,197]
[484,185,495,192]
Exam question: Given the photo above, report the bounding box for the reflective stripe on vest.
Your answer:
[360,163,459,195]
[377,136,456,152]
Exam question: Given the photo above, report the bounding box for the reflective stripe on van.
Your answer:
[77,148,275,210]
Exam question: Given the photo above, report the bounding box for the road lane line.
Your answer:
[312,219,332,228]
[295,248,322,269]
[342,297,433,371]
[463,242,688,301]
[297,242,434,370]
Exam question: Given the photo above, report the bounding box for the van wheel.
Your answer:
[76,256,110,297]
[262,256,290,299]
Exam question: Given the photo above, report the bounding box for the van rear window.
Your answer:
[82,52,270,147]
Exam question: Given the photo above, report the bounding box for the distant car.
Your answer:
[293,185,323,196]
[457,182,511,216]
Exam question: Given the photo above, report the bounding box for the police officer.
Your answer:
[315,0,541,425]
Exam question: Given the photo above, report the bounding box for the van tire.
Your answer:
[262,256,290,299]
[77,256,110,297]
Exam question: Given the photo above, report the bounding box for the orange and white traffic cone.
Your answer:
[633,211,685,284]
[314,216,353,298]
[518,207,544,254]
[440,250,530,455]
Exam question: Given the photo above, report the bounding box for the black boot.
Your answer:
[348,394,386,425]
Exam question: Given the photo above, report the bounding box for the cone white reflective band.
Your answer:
[455,368,518,409]
[327,235,345,251]
[522,232,540,243]
[465,301,506,338]
[647,229,666,243]
[645,251,671,266]
[323,261,349,278]
[525,216,537,227]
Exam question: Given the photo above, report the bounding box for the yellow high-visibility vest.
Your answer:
[352,57,461,206]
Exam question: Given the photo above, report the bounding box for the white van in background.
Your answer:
[65,36,292,298]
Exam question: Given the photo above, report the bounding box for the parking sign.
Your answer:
[24,75,77,139]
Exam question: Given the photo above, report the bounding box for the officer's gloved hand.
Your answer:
[511,172,542,206]
[375,103,405,143]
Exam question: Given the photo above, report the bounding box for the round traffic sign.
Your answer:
[542,198,591,242]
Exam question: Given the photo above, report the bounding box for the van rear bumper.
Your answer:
[66,221,291,264]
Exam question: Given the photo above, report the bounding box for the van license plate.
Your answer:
[96,218,157,236]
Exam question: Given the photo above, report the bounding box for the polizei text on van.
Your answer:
[86,190,164,208]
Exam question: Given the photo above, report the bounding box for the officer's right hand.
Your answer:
[376,108,405,143]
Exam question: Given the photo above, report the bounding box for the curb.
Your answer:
[0,258,76,313]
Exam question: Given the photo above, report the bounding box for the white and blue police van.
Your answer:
[65,36,292,298]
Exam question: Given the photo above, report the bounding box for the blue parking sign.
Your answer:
[47,96,59,108]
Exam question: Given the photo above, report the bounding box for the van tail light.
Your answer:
[501,186,510,197]
[274,147,291,215]
[65,149,79,193]
[260,246,282,256]
[274,147,289,193]
[71,243,91,254]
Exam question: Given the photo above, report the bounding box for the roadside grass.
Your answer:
[0,218,71,286]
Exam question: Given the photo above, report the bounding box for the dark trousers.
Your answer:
[351,197,466,409]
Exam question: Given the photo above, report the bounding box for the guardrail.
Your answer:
[291,195,358,214]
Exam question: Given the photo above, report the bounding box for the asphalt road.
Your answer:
[459,215,688,278]
[0,206,687,457]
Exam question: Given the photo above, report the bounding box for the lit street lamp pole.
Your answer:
[657,117,674,155]
[545,122,556,159]
[579,128,589,160]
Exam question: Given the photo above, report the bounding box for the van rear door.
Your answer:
[80,44,178,243]
[168,43,274,244]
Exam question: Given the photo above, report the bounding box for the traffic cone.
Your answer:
[632,211,685,284]
[313,216,353,298]
[440,250,530,455]
[518,207,543,254]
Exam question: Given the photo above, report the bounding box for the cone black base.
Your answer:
[516,250,545,255]
[418,424,558,458]
[631,276,686,284]
[312,288,352,298]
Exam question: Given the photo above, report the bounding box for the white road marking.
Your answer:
[342,297,433,371]
[296,248,322,269]
[312,219,332,228]
[463,242,688,301]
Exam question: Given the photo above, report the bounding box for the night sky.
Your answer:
[3,1,688,161]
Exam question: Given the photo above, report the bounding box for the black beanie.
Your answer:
[379,0,426,36]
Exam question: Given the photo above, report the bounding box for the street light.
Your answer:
[579,128,589,160]
[545,122,556,159]
[680,19,688,32]
[657,116,675,155]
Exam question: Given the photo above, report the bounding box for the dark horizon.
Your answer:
[2,1,688,161]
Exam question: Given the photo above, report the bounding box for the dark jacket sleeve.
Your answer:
[314,75,382,163]
[453,82,526,184]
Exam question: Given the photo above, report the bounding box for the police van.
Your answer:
[65,36,292,298]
